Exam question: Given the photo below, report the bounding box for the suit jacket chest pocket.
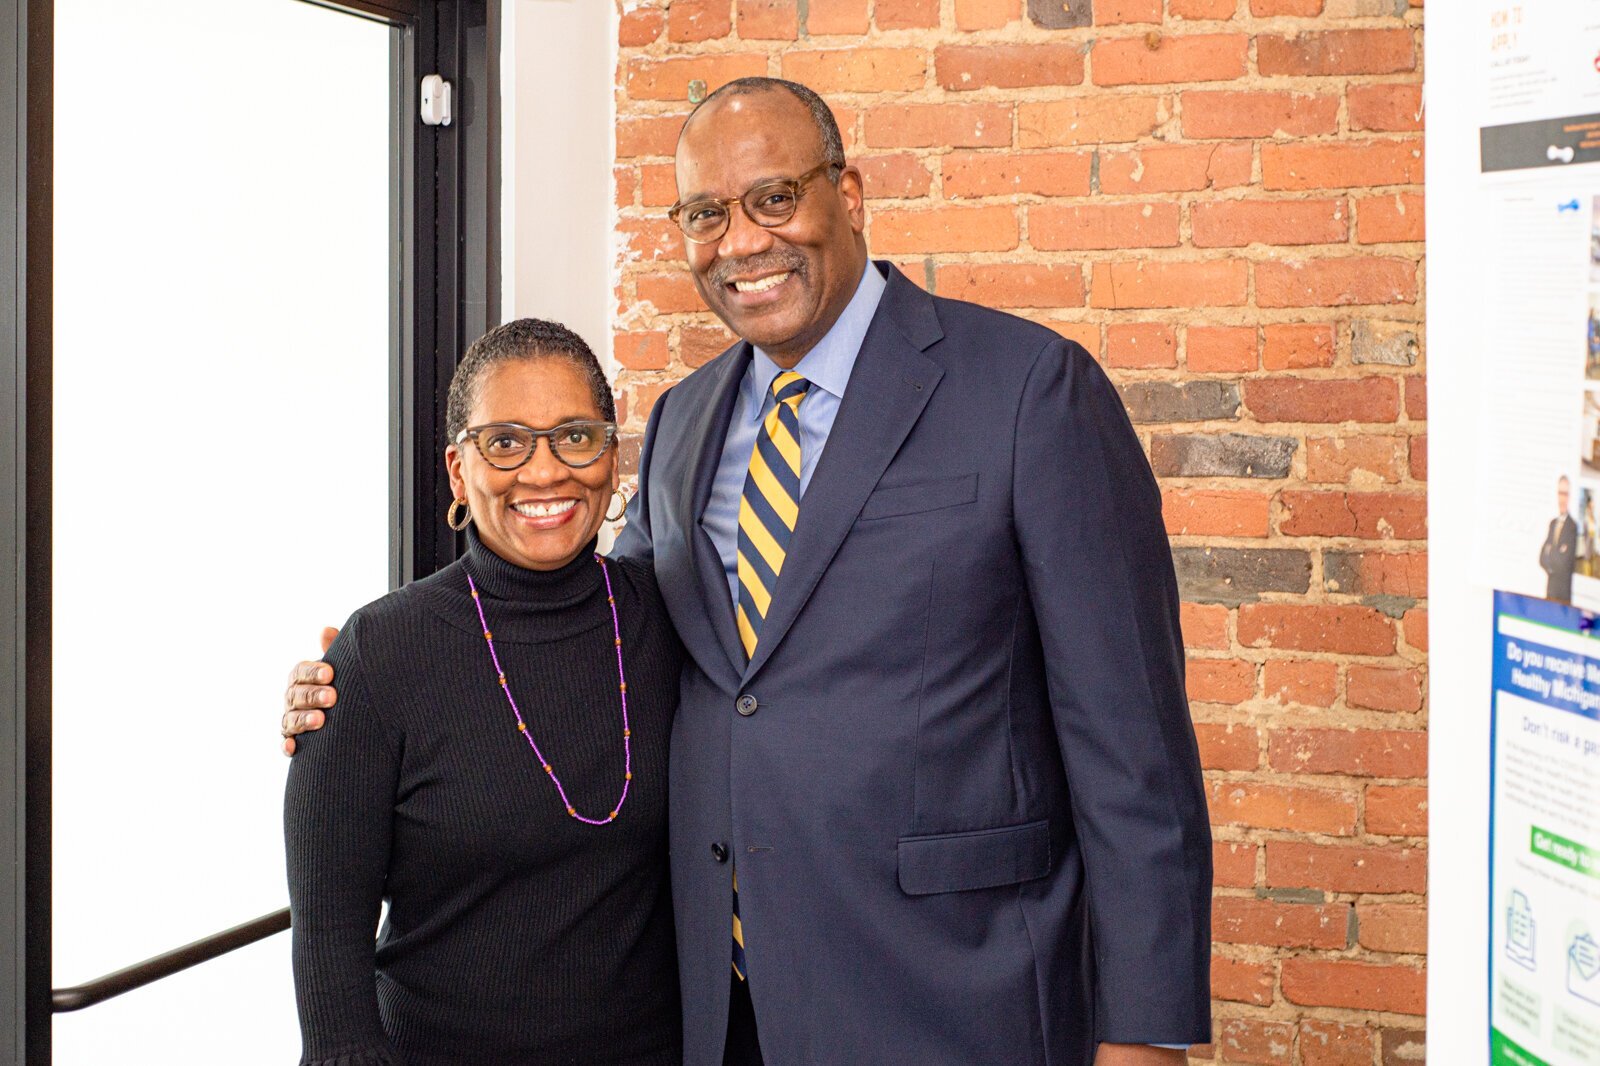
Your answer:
[858,472,978,522]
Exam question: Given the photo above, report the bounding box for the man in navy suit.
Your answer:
[286,79,1210,1065]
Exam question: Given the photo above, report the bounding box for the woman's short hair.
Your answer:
[444,318,616,441]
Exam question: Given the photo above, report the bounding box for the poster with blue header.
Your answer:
[1492,592,1600,1065]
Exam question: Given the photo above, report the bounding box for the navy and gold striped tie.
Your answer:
[732,370,810,981]
[736,371,811,660]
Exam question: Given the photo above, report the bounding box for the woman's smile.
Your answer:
[509,497,580,527]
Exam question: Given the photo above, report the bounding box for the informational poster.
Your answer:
[1491,593,1600,1065]
[1473,2,1600,610]
[1450,7,1600,1064]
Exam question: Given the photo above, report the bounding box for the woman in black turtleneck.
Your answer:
[285,319,681,1066]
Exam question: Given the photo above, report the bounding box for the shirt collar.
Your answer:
[743,262,887,421]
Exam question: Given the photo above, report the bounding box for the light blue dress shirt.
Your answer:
[702,261,886,607]
[697,261,1187,1054]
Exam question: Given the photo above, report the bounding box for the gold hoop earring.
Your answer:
[446,498,472,531]
[605,488,630,523]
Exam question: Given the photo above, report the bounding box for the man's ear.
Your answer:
[837,165,866,234]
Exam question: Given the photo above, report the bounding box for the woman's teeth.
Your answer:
[733,272,790,294]
[512,500,576,518]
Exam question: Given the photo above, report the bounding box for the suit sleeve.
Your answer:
[610,386,670,565]
[1011,339,1212,1045]
[284,618,403,1066]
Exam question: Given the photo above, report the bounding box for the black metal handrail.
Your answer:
[51,907,291,1013]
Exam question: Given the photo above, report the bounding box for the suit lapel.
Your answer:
[743,266,946,681]
[679,342,752,679]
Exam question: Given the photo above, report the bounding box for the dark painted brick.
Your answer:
[1029,0,1092,28]
[1323,551,1365,595]
[1260,886,1327,904]
[1119,381,1241,424]
[1323,550,1424,617]
[1322,550,1426,597]
[1364,594,1416,619]
[1150,433,1297,478]
[1173,546,1313,606]
[1381,1027,1425,1065]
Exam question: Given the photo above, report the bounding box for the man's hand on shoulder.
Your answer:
[1095,1045,1188,1066]
[281,627,340,756]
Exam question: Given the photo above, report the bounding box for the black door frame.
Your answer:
[0,0,495,1058]
[2,2,53,1060]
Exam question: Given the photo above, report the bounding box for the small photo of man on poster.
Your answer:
[1540,474,1578,603]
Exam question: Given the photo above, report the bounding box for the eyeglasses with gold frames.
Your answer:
[667,161,843,244]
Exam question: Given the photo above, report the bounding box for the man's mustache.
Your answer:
[709,251,807,289]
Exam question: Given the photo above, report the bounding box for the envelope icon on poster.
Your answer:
[1569,933,1600,1006]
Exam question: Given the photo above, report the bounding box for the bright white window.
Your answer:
[53,1,392,1060]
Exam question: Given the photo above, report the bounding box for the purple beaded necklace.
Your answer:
[465,555,632,826]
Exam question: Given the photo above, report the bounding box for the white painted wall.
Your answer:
[500,0,619,374]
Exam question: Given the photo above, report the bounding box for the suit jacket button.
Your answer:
[736,694,758,716]
[711,842,729,863]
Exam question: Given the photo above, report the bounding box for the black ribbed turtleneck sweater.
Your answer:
[285,530,682,1066]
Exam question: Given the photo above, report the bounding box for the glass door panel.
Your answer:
[53,1,394,1059]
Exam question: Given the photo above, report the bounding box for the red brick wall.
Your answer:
[612,2,1428,1061]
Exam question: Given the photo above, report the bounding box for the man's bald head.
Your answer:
[679,77,846,173]
[670,78,868,367]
